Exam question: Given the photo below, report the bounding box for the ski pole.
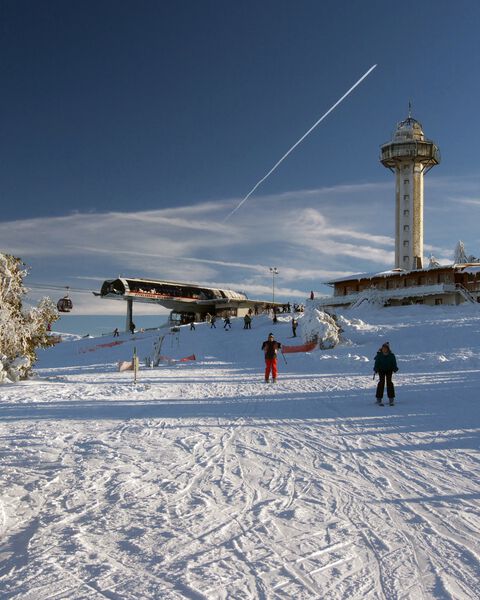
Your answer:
[281,351,288,365]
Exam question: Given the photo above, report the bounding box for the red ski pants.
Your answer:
[264,357,278,381]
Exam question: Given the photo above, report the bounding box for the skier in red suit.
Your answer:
[261,333,282,383]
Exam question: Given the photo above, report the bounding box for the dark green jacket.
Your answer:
[374,351,398,373]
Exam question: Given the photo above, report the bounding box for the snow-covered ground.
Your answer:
[1,305,479,599]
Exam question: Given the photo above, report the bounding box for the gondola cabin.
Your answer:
[57,295,73,313]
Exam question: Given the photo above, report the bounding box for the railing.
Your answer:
[316,283,478,309]
[453,284,477,304]
[380,142,440,172]
[348,288,384,309]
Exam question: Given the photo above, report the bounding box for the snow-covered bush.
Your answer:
[301,306,340,349]
[0,253,59,382]
[453,240,480,264]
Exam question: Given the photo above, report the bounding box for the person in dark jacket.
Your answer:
[261,333,282,383]
[291,318,298,337]
[373,342,398,406]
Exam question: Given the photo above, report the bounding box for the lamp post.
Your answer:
[269,267,279,304]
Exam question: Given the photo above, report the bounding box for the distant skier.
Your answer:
[262,332,282,383]
[113,327,119,337]
[243,314,252,329]
[129,322,135,335]
[373,342,398,406]
[310,290,315,300]
[291,318,298,337]
[210,315,217,328]
[224,316,232,330]
[190,317,195,331]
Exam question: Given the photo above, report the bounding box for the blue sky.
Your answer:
[1,0,480,314]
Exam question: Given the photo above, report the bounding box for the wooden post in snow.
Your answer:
[133,346,139,384]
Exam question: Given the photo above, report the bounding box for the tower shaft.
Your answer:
[380,113,440,271]
[394,163,424,269]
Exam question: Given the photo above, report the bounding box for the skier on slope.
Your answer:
[373,342,398,406]
[291,318,298,337]
[262,332,282,383]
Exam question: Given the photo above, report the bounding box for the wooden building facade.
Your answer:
[320,264,480,309]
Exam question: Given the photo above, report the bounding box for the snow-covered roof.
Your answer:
[324,263,480,285]
[325,269,403,285]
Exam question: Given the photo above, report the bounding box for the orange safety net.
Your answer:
[179,354,196,362]
[282,340,317,354]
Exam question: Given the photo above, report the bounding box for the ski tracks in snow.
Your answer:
[0,363,479,599]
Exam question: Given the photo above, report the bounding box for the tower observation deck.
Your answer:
[380,111,440,270]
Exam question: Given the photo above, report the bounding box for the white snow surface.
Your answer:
[1,306,480,599]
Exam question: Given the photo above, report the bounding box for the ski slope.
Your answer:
[0,306,479,599]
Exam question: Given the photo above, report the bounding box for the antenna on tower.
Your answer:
[408,100,412,118]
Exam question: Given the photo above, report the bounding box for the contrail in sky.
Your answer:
[223,64,378,222]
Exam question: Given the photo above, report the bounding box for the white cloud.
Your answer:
[451,197,480,207]
[4,174,480,314]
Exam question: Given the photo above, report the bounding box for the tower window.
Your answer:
[404,225,409,231]
[404,195,409,201]
[403,209,409,216]
[403,241,409,247]
[403,256,409,262]
[404,179,409,185]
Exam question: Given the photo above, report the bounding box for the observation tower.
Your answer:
[380,108,440,270]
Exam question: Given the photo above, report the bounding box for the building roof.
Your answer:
[393,115,425,142]
[325,263,480,286]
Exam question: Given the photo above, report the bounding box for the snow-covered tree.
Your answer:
[301,307,340,349]
[0,253,59,383]
[453,241,480,264]
[453,241,468,264]
[428,255,441,268]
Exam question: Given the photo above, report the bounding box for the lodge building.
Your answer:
[321,264,480,309]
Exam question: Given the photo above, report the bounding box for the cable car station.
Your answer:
[97,277,280,331]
